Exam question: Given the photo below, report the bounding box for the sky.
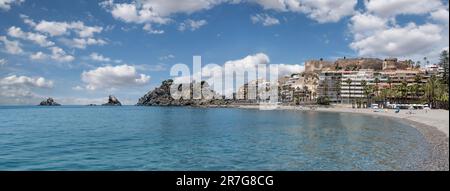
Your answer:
[0,0,449,105]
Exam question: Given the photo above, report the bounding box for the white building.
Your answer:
[422,64,444,77]
[318,71,342,103]
[340,70,382,103]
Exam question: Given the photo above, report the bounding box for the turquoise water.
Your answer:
[0,106,430,170]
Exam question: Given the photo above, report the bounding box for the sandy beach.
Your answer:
[234,104,449,171]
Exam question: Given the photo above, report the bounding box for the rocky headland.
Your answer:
[39,98,61,106]
[137,79,233,106]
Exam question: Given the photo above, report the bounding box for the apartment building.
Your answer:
[340,70,382,103]
[318,71,342,103]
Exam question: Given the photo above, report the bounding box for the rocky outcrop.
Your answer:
[102,95,122,106]
[39,98,61,106]
[137,79,232,106]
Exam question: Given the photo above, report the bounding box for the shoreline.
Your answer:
[233,104,449,171]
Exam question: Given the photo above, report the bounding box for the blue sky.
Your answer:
[0,0,448,105]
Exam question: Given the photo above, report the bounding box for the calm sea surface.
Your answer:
[0,106,430,170]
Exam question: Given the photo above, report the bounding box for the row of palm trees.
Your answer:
[337,75,448,109]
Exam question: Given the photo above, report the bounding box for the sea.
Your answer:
[0,106,430,170]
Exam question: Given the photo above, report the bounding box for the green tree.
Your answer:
[439,50,449,84]
[334,78,341,103]
[413,74,423,100]
[423,57,430,66]
[425,75,440,108]
[345,78,352,104]
[374,77,380,97]
[361,80,372,106]
[399,81,409,103]
[416,61,421,69]
[387,76,392,89]
[380,88,390,103]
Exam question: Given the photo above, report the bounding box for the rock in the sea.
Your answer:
[39,98,61,106]
[137,79,231,106]
[102,95,122,106]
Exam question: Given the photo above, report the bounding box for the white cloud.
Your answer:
[33,20,103,38]
[0,75,53,88]
[30,51,47,60]
[88,52,122,63]
[430,8,449,25]
[364,0,443,18]
[19,17,106,50]
[0,74,55,105]
[349,0,449,61]
[63,38,107,49]
[350,22,443,58]
[34,21,70,36]
[277,63,304,75]
[0,0,24,11]
[0,36,23,55]
[250,0,357,23]
[49,47,75,62]
[159,54,175,60]
[296,0,357,23]
[89,52,111,62]
[178,19,208,31]
[81,64,151,90]
[250,14,280,26]
[19,14,36,26]
[349,12,388,41]
[7,26,55,47]
[101,0,356,32]
[143,23,165,34]
[100,0,221,24]
[29,47,75,63]
[71,22,103,38]
[0,58,7,66]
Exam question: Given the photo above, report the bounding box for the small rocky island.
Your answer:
[39,98,61,106]
[137,79,232,106]
[102,95,122,106]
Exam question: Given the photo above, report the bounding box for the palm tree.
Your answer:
[416,61,421,69]
[374,77,380,97]
[361,80,369,107]
[334,78,341,103]
[439,50,449,85]
[425,75,440,108]
[345,78,352,104]
[380,89,389,104]
[413,74,423,100]
[387,76,392,89]
[303,86,309,103]
[424,57,430,66]
[399,81,409,103]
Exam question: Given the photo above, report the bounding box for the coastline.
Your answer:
[233,104,449,171]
